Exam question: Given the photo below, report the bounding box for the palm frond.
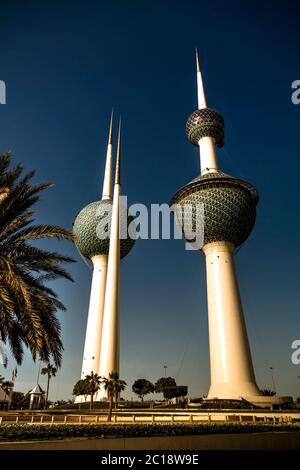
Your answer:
[0,152,74,368]
[0,152,11,176]
[7,225,74,243]
[0,212,35,241]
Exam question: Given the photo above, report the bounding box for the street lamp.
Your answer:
[269,366,276,393]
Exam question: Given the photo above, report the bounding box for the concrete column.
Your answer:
[199,137,219,174]
[79,254,108,380]
[203,241,261,399]
[97,184,120,399]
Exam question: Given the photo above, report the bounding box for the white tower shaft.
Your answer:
[199,137,219,174]
[98,185,120,381]
[79,254,108,380]
[97,120,121,399]
[203,242,260,399]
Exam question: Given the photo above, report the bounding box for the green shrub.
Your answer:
[0,423,299,442]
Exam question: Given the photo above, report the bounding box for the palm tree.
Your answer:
[84,372,102,410]
[261,388,276,396]
[102,372,127,421]
[0,152,74,367]
[41,363,57,409]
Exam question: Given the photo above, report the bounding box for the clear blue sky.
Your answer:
[0,0,299,401]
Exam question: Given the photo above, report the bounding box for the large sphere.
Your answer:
[73,199,135,259]
[171,170,258,249]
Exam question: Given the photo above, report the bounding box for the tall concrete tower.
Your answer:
[172,51,262,400]
[97,119,122,399]
[73,114,134,400]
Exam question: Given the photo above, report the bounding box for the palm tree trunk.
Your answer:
[107,394,113,422]
[44,375,50,409]
[90,393,94,410]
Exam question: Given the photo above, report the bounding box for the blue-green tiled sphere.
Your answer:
[171,170,258,249]
[73,199,135,259]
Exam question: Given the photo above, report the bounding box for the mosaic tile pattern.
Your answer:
[73,199,135,259]
[186,108,224,147]
[171,171,258,248]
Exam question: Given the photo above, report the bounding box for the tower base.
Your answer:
[244,395,293,409]
[207,381,261,400]
[74,394,108,404]
[74,395,89,404]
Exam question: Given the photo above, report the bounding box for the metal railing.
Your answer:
[0,412,299,425]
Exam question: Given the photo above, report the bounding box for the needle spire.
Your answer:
[115,117,121,186]
[196,48,207,109]
[102,109,114,199]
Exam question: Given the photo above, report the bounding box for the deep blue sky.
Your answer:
[0,0,300,401]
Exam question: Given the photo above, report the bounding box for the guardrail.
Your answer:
[0,412,300,425]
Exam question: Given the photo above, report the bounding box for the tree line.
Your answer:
[73,374,188,409]
[132,377,188,402]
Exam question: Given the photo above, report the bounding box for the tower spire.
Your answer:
[186,49,222,173]
[196,48,207,110]
[115,117,121,186]
[102,109,114,200]
[98,116,122,393]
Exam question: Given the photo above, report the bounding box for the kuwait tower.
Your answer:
[73,113,134,401]
[172,51,262,400]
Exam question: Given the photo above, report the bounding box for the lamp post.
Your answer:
[269,367,276,393]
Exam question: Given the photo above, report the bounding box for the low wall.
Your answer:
[0,431,300,450]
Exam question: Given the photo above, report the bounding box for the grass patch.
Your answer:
[0,423,299,442]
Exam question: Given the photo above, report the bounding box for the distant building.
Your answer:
[29,384,44,409]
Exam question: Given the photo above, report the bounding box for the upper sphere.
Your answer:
[171,171,258,249]
[186,108,224,147]
[73,199,135,259]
